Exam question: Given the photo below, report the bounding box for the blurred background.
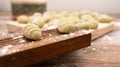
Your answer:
[0,0,120,13]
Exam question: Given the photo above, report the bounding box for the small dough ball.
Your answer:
[57,20,76,33]
[67,17,81,24]
[76,22,89,29]
[28,16,46,23]
[69,12,80,18]
[79,11,92,16]
[43,11,58,22]
[17,15,28,23]
[87,20,98,29]
[43,15,51,23]
[23,23,42,40]
[80,15,95,21]
[28,16,41,23]
[58,11,70,18]
[31,17,45,28]
[33,12,42,17]
[96,14,113,23]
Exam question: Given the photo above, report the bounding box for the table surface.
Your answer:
[1,12,120,67]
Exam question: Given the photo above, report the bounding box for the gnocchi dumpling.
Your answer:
[87,20,99,29]
[23,23,42,40]
[58,11,70,18]
[80,15,95,21]
[96,14,113,23]
[64,17,80,25]
[57,20,76,33]
[33,12,42,17]
[17,15,28,23]
[76,22,89,29]
[43,12,58,22]
[76,19,98,29]
[79,11,92,16]
[70,12,80,18]
[31,17,45,28]
[28,16,36,23]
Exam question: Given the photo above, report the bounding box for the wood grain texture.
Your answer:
[31,44,120,67]
[0,29,91,67]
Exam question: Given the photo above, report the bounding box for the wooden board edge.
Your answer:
[91,23,114,40]
[0,33,91,67]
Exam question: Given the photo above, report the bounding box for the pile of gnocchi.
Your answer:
[18,11,113,40]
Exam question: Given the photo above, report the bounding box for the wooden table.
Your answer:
[1,12,120,67]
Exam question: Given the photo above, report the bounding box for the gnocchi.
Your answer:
[17,15,28,23]
[96,14,113,23]
[23,23,42,40]
[31,17,45,28]
[76,22,89,29]
[57,20,76,33]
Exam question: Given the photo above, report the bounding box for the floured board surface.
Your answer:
[0,29,91,67]
[7,21,25,33]
[7,21,114,40]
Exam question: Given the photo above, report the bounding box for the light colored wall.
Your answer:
[47,0,120,13]
[0,0,11,11]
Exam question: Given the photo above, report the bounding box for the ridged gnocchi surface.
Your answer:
[87,20,99,29]
[33,12,42,17]
[57,20,76,33]
[31,17,45,28]
[23,23,42,40]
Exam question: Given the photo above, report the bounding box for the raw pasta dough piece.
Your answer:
[31,17,45,28]
[57,20,76,33]
[96,14,113,23]
[59,11,70,17]
[43,12,58,23]
[28,16,45,28]
[79,11,92,16]
[76,20,98,29]
[76,22,89,29]
[33,12,42,17]
[23,23,42,40]
[17,15,28,23]
[80,15,95,21]
[87,20,98,29]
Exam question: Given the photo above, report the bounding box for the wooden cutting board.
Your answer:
[0,21,114,66]
[0,28,91,67]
